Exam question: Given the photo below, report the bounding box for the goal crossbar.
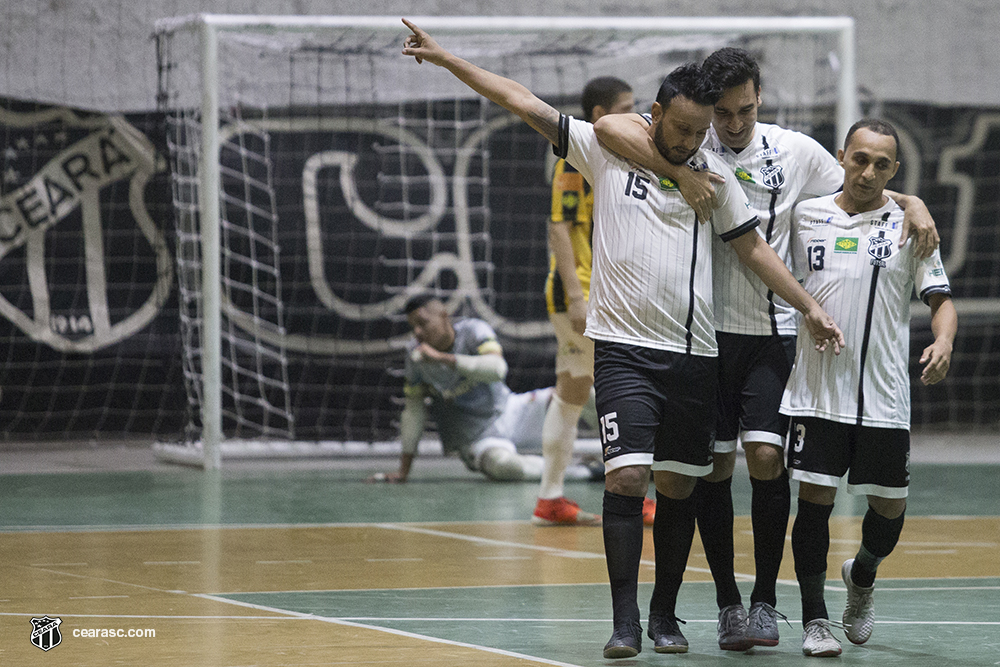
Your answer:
[154,14,858,470]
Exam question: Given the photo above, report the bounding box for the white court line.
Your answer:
[256,560,313,564]
[30,562,88,567]
[373,522,713,576]
[1,610,997,628]
[24,565,187,594]
[0,612,303,619]
[143,561,200,565]
[193,593,589,667]
[68,595,130,600]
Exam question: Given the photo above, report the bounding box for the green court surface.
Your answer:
[1,448,998,666]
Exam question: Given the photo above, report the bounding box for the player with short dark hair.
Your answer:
[368,296,602,486]
[400,20,843,658]
[783,119,956,657]
[594,46,940,651]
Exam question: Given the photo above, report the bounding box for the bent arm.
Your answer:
[415,341,508,384]
[729,231,845,352]
[919,293,957,385]
[593,113,722,222]
[402,19,560,144]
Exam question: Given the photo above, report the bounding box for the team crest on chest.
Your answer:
[868,236,894,267]
[760,164,785,189]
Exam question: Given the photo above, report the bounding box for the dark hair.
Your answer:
[403,294,439,315]
[703,47,761,93]
[655,63,722,109]
[844,118,900,153]
[581,76,632,122]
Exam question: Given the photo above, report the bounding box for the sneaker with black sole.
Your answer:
[841,558,875,644]
[647,614,688,653]
[746,601,787,647]
[717,603,753,651]
[801,618,842,657]
[531,497,601,526]
[603,622,642,658]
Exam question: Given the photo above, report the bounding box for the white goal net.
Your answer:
[152,15,857,466]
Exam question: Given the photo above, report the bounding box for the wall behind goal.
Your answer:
[1,92,998,444]
[2,1,1000,112]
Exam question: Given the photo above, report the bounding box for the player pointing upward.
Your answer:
[400,19,843,658]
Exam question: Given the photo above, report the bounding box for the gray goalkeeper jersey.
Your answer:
[404,318,510,453]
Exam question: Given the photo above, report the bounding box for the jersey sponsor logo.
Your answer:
[760,164,785,189]
[834,237,859,253]
[868,236,893,266]
[803,217,832,227]
[930,267,945,276]
[734,167,756,184]
[657,176,679,191]
[755,147,781,160]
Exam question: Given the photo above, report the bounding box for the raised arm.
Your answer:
[402,19,561,145]
[593,113,724,222]
[885,190,940,259]
[729,231,845,353]
[919,293,957,385]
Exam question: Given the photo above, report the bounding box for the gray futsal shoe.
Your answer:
[841,558,876,644]
[717,603,753,651]
[801,618,842,657]
[746,601,787,647]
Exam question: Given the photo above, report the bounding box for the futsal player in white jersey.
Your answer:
[781,120,956,657]
[400,19,845,659]
[593,47,941,651]
[368,295,602,484]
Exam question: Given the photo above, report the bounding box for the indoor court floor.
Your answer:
[1,434,998,666]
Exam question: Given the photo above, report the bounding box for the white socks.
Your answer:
[539,393,585,499]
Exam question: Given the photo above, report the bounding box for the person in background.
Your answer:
[537,76,634,526]
[368,295,603,486]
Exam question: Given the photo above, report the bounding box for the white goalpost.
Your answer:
[152,14,858,469]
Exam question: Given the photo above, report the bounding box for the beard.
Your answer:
[653,123,698,166]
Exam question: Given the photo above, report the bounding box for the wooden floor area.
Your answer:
[1,437,998,666]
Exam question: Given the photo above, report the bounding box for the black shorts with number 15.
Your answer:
[593,340,716,476]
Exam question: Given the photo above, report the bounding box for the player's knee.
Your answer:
[555,372,593,406]
[868,495,906,519]
[797,481,837,506]
[704,450,736,482]
[479,447,526,481]
[653,470,698,500]
[745,441,785,480]
[605,465,649,496]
